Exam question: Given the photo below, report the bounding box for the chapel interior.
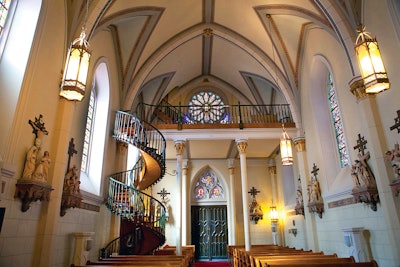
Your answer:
[0,1,400,267]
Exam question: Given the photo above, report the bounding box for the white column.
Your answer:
[227,158,236,245]
[268,160,279,245]
[174,140,185,256]
[182,160,189,246]
[293,136,318,251]
[236,138,251,251]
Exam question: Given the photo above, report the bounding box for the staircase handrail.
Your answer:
[107,177,167,225]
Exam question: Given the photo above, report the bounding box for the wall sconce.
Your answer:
[280,124,293,165]
[270,205,278,223]
[355,25,390,94]
[60,1,91,101]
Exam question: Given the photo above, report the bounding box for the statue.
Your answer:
[64,165,81,194]
[351,151,376,188]
[385,143,400,179]
[309,176,322,203]
[32,151,51,182]
[22,138,41,180]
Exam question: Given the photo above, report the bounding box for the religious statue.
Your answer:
[351,151,376,188]
[22,138,41,180]
[32,151,51,182]
[385,143,400,197]
[295,176,304,216]
[309,176,322,203]
[63,165,81,194]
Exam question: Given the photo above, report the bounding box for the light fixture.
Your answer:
[280,124,293,165]
[270,205,278,223]
[60,1,91,101]
[355,25,390,94]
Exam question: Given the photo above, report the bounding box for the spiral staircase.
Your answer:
[101,110,167,258]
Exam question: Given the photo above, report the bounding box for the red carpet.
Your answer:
[194,261,230,267]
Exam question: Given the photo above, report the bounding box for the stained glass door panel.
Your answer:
[191,205,228,260]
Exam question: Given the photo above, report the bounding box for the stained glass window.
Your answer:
[188,91,226,123]
[194,171,224,200]
[0,0,12,38]
[81,90,96,173]
[328,73,350,168]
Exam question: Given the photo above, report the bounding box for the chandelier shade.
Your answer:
[355,26,390,94]
[60,30,91,101]
[280,124,293,165]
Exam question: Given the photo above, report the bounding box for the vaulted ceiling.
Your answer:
[67,0,360,160]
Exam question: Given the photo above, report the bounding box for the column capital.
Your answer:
[349,76,371,100]
[174,140,186,155]
[268,166,277,175]
[227,158,235,169]
[293,137,306,152]
[117,141,128,152]
[235,138,248,154]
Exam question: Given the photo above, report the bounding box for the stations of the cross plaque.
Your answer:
[67,138,78,171]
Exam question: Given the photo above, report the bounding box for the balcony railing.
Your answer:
[135,102,294,129]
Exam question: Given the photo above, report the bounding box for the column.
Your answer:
[293,136,319,251]
[227,158,237,245]
[268,160,279,245]
[182,160,189,246]
[349,78,400,262]
[174,140,185,256]
[236,138,251,251]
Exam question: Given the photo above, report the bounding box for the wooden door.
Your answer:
[191,205,228,260]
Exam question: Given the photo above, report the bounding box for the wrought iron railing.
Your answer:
[136,102,294,127]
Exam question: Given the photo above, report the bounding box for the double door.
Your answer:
[191,205,228,260]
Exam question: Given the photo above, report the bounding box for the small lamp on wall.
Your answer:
[355,25,390,94]
[60,1,91,101]
[280,124,293,165]
[270,204,279,245]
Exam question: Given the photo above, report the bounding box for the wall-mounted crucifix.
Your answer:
[353,133,368,155]
[157,188,170,203]
[389,110,400,133]
[248,186,260,198]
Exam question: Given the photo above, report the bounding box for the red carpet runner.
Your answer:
[194,261,230,267]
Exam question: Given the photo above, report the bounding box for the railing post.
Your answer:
[178,102,182,130]
[238,101,243,129]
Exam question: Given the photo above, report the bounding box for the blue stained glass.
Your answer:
[328,73,350,167]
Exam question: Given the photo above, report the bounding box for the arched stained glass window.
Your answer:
[328,73,350,168]
[0,0,12,38]
[81,89,96,173]
[188,91,226,123]
[194,171,224,200]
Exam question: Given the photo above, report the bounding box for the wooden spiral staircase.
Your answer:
[101,110,167,258]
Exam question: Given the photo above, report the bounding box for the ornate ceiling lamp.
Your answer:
[355,25,390,94]
[280,124,293,165]
[60,1,91,101]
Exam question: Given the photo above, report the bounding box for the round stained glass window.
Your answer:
[188,91,225,123]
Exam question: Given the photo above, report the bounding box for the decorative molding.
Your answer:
[349,76,368,100]
[328,197,357,209]
[80,201,101,212]
[293,137,306,152]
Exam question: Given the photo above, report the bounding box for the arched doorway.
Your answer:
[191,167,228,261]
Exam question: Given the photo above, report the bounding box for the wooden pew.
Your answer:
[251,254,338,267]
[259,256,354,267]
[86,255,187,267]
[266,260,379,267]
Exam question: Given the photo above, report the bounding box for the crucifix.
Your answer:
[157,188,170,202]
[67,138,78,171]
[353,133,367,155]
[390,110,400,133]
[248,186,260,198]
[311,163,319,178]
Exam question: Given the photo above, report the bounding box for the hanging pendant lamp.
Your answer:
[280,124,293,165]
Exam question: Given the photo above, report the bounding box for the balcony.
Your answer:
[136,101,295,130]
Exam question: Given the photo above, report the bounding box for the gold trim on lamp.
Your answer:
[280,124,293,165]
[355,25,390,94]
